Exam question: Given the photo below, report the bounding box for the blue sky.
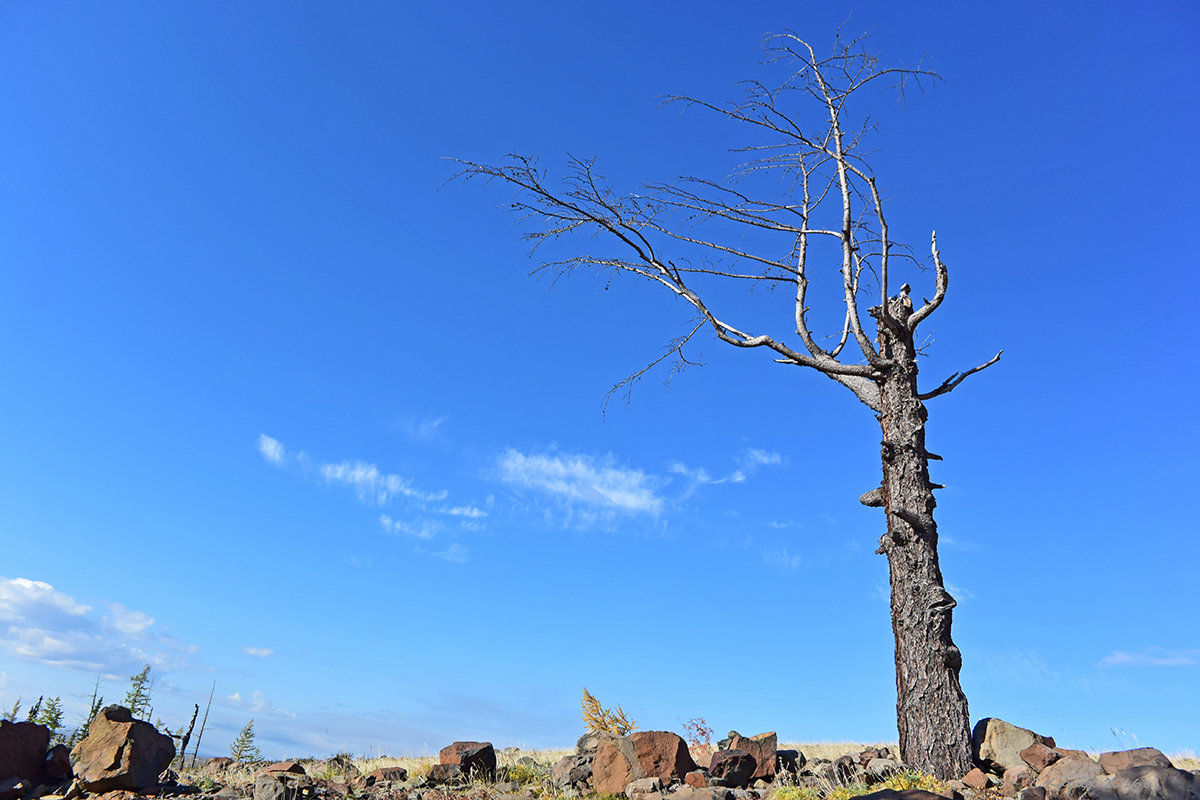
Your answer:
[1,1,1197,760]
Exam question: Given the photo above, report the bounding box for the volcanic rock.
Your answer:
[70,705,175,793]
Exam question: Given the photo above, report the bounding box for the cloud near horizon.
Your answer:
[1099,648,1199,668]
[0,577,192,675]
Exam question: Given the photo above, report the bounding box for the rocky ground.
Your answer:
[1,707,1197,800]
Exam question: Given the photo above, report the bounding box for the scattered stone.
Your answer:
[865,758,904,783]
[70,705,175,793]
[253,771,312,800]
[366,766,408,786]
[852,789,955,800]
[961,768,991,790]
[439,741,496,780]
[1002,764,1035,795]
[709,750,755,788]
[427,764,465,785]
[44,745,72,782]
[834,754,861,783]
[1018,742,1061,773]
[551,754,592,791]
[206,758,234,771]
[684,770,709,788]
[1098,747,1173,775]
[1033,753,1103,796]
[0,777,31,800]
[719,733,776,783]
[1016,789,1046,800]
[668,787,734,800]
[0,720,51,783]
[971,718,1055,777]
[625,776,662,797]
[776,750,805,775]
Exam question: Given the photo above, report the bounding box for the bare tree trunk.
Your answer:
[874,296,972,779]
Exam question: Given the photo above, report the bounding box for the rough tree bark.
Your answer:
[454,33,999,779]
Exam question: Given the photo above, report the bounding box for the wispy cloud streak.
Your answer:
[497,449,664,514]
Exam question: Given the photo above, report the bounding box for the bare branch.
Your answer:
[909,231,949,329]
[917,351,1003,400]
[603,319,706,415]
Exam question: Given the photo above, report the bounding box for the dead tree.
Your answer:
[454,32,999,779]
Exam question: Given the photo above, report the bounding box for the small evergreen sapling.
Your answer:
[123,665,152,719]
[229,719,262,763]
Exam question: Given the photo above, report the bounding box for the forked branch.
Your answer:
[918,351,1003,400]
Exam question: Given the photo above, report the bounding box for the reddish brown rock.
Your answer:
[962,768,990,790]
[366,766,409,785]
[0,720,51,783]
[594,739,637,796]
[44,744,72,782]
[1098,746,1173,775]
[1002,764,1035,794]
[1019,742,1061,773]
[438,741,495,779]
[70,705,175,793]
[684,770,709,788]
[709,750,754,788]
[206,757,234,770]
[593,732,696,795]
[427,763,465,785]
[263,762,306,775]
[721,732,776,782]
[631,731,697,784]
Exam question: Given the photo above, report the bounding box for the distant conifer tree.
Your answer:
[229,719,262,762]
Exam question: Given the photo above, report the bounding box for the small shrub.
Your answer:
[581,688,637,735]
[681,717,714,762]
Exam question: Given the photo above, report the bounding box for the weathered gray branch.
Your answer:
[918,350,1003,400]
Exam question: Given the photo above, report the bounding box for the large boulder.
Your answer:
[1098,765,1200,800]
[1098,747,1174,775]
[972,718,1055,776]
[719,732,777,782]
[70,705,176,792]
[439,741,495,780]
[0,720,51,782]
[44,744,73,782]
[593,732,697,795]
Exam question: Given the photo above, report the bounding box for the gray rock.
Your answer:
[865,758,903,783]
[1088,765,1200,800]
[427,763,465,785]
[253,773,310,800]
[1033,754,1103,796]
[1099,748,1174,775]
[553,753,593,790]
[668,787,734,800]
[626,776,663,797]
[972,718,1055,776]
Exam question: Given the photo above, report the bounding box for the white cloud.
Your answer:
[742,448,783,467]
[228,689,293,717]
[321,460,447,505]
[107,603,154,636]
[0,671,7,689]
[379,514,441,540]
[1099,648,1199,668]
[763,548,803,569]
[0,577,191,674]
[498,449,664,514]
[243,646,274,659]
[258,434,286,464]
[439,505,487,518]
[432,543,469,563]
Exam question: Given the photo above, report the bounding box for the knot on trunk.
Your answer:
[859,487,884,507]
